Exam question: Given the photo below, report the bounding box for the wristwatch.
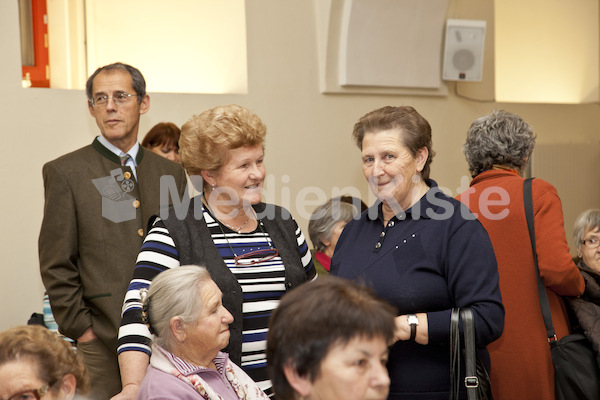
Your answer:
[408,314,419,341]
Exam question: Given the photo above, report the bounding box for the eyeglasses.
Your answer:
[234,248,279,266]
[582,237,600,249]
[89,92,138,107]
[5,385,49,400]
[202,194,279,266]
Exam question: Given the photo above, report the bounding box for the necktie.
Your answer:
[120,153,132,166]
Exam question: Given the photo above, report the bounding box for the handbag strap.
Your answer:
[450,308,461,400]
[461,308,480,400]
[523,178,557,342]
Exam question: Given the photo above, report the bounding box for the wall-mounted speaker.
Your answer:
[442,19,486,82]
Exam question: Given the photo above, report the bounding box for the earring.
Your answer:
[212,183,216,191]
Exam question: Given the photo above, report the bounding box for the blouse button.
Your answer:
[375,242,382,249]
[124,171,132,180]
[380,232,386,238]
[389,221,395,227]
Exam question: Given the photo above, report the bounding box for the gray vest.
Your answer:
[159,197,308,364]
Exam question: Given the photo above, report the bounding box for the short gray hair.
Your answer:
[573,209,600,252]
[143,265,212,350]
[308,199,359,252]
[463,110,536,177]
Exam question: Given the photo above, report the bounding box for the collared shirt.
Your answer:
[314,251,331,272]
[157,347,238,400]
[96,135,139,179]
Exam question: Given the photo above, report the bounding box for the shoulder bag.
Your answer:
[523,178,600,400]
[450,308,493,400]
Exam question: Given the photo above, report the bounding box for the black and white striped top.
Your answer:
[118,205,315,395]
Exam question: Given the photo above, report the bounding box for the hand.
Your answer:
[115,350,150,400]
[77,327,98,343]
[110,383,140,400]
[393,313,428,345]
[393,315,411,342]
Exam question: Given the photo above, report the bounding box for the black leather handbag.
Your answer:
[523,178,600,400]
[450,308,493,400]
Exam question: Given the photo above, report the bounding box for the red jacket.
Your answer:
[457,170,584,400]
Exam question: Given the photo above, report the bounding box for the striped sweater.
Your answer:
[118,201,315,395]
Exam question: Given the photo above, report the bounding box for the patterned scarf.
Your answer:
[150,345,268,400]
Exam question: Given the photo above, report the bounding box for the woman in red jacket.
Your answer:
[457,110,584,400]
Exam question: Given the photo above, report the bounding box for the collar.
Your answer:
[315,251,331,271]
[578,261,599,277]
[367,179,437,223]
[470,169,523,186]
[94,136,143,165]
[151,344,229,378]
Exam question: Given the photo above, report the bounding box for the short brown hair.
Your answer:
[352,106,435,180]
[179,104,266,181]
[267,276,396,400]
[0,325,89,395]
[141,122,181,150]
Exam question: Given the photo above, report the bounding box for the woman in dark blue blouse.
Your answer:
[330,106,504,400]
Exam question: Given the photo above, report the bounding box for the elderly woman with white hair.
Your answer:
[308,198,360,275]
[567,209,600,368]
[138,265,268,399]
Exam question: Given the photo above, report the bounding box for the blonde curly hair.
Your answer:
[179,104,267,190]
[0,325,90,395]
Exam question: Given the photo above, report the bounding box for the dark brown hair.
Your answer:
[352,106,435,180]
[267,276,396,400]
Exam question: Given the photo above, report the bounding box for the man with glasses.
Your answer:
[38,62,187,399]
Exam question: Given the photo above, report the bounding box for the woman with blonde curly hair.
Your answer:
[118,105,316,398]
[0,325,89,400]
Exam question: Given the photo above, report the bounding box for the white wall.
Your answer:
[1,0,599,331]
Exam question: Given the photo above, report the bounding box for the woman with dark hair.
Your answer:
[267,275,396,400]
[0,325,89,400]
[331,105,504,399]
[141,122,181,162]
[457,110,584,399]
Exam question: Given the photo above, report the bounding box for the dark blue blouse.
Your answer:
[331,180,504,399]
